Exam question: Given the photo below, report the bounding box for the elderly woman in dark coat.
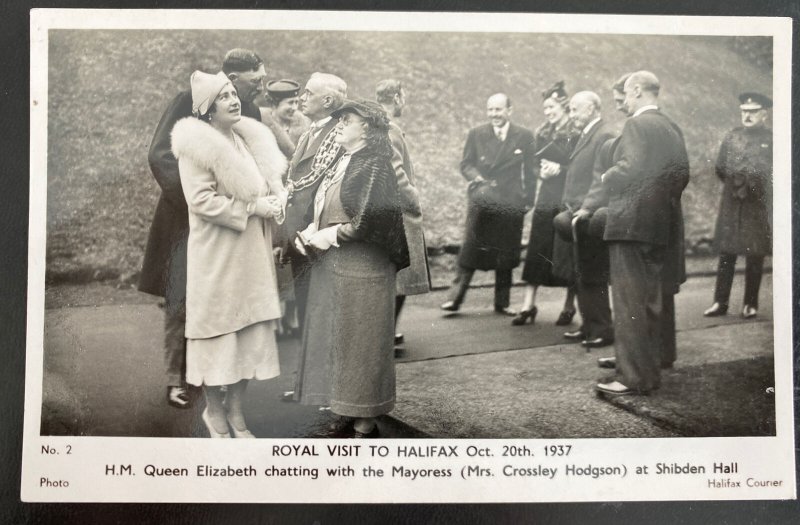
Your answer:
[512,82,581,326]
[292,99,409,438]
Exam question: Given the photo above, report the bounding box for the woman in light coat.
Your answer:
[292,99,409,438]
[171,71,288,438]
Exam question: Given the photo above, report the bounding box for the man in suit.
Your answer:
[376,79,431,353]
[139,48,266,409]
[282,72,347,327]
[441,93,536,314]
[553,91,616,349]
[703,92,772,319]
[596,71,690,396]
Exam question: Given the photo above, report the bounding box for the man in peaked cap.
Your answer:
[139,49,265,410]
[259,79,310,159]
[703,92,773,319]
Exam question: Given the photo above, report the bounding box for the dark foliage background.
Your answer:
[44,30,772,284]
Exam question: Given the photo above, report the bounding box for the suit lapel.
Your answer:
[490,123,519,169]
[295,119,337,165]
[570,120,601,160]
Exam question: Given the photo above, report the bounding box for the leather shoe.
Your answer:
[703,302,728,317]
[440,301,460,313]
[353,427,380,439]
[555,309,576,326]
[582,337,614,349]
[280,390,297,403]
[394,333,404,345]
[494,306,518,316]
[596,380,647,396]
[563,329,585,340]
[511,307,537,325]
[597,357,616,369]
[742,305,758,319]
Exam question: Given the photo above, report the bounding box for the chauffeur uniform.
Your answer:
[706,93,772,317]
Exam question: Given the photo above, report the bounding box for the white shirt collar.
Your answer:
[311,116,332,131]
[583,117,601,134]
[493,121,510,140]
[633,105,659,118]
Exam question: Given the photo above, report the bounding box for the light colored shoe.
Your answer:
[597,357,616,369]
[703,302,728,317]
[201,409,230,438]
[596,380,637,396]
[226,416,256,438]
[742,305,758,319]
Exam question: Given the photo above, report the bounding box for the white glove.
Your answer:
[309,225,341,251]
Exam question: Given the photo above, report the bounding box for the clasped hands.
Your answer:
[252,193,286,221]
[293,223,341,256]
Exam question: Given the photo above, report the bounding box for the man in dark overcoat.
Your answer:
[139,48,266,408]
[703,92,772,319]
[441,93,536,314]
[282,73,347,329]
[596,71,690,395]
[552,91,617,349]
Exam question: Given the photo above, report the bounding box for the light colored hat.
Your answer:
[190,70,231,117]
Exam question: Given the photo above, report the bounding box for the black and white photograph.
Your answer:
[22,9,794,503]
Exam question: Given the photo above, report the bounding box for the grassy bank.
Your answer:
[45,30,771,284]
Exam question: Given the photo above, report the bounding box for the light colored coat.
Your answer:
[171,116,288,339]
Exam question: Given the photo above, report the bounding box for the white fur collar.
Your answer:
[171,116,288,202]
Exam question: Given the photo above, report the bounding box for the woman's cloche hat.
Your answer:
[331,99,390,130]
[190,70,232,117]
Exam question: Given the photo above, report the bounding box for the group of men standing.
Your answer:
[139,47,772,405]
[139,48,430,409]
[443,70,771,397]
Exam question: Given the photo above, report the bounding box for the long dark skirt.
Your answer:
[293,242,396,418]
[522,207,571,287]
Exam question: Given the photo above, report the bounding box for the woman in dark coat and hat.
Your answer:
[292,99,409,438]
[512,81,581,326]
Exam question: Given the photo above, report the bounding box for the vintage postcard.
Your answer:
[24,9,794,502]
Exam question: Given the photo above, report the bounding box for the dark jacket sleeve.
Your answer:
[459,128,483,182]
[147,92,193,211]
[601,118,647,192]
[715,133,730,182]
[581,131,618,213]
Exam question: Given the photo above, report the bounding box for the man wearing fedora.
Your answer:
[139,49,267,409]
[595,71,690,396]
[259,79,309,159]
[441,93,536,315]
[704,92,773,320]
[552,91,617,350]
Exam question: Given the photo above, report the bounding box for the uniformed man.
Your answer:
[704,92,772,319]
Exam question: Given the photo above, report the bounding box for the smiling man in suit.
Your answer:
[552,91,617,349]
[441,93,536,314]
[595,71,690,396]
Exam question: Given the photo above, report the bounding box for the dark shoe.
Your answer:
[440,301,460,313]
[661,362,675,370]
[555,309,576,326]
[495,306,518,316]
[511,307,538,326]
[597,357,616,369]
[353,427,380,439]
[703,302,728,317]
[394,333,404,345]
[312,417,354,438]
[563,329,585,340]
[167,386,191,409]
[742,305,758,319]
[582,337,614,349]
[394,347,405,358]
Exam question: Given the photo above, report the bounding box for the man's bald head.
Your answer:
[622,70,661,115]
[486,92,512,128]
[568,91,602,130]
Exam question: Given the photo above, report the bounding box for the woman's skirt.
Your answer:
[521,207,572,287]
[294,242,396,418]
[186,320,280,387]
